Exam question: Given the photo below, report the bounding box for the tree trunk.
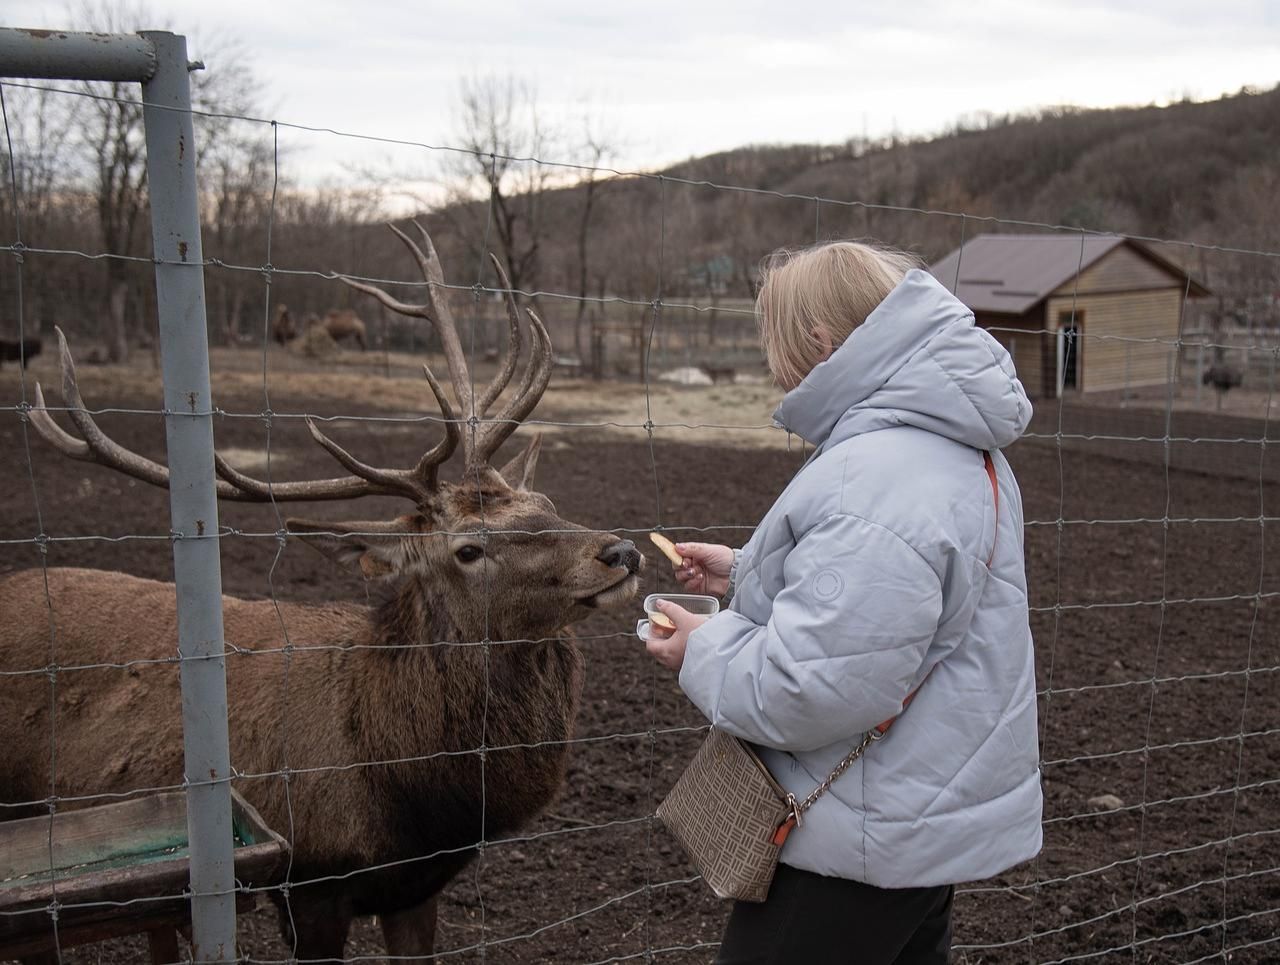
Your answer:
[229,287,247,346]
[107,275,129,364]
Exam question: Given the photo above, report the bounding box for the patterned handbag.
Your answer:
[656,722,887,903]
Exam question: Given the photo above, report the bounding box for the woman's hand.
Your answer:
[643,599,710,672]
[672,542,735,597]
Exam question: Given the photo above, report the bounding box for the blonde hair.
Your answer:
[756,240,922,389]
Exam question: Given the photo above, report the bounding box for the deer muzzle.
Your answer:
[597,539,643,575]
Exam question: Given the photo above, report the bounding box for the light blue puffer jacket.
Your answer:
[678,269,1043,888]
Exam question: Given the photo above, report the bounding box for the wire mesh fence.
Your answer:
[1,28,1279,964]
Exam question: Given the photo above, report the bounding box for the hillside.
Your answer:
[405,84,1280,346]
[663,85,1280,254]
[3,84,1277,358]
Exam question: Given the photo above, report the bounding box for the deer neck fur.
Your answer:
[348,573,584,837]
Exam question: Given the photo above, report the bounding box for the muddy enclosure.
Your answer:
[1,371,1279,964]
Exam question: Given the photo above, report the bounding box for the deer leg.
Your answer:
[146,927,181,963]
[379,895,439,959]
[277,892,353,964]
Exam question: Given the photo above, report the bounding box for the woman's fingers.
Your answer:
[655,598,694,619]
[675,562,705,590]
[674,542,714,564]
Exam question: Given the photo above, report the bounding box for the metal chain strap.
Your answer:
[795,729,880,817]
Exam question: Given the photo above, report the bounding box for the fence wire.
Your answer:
[0,73,1277,965]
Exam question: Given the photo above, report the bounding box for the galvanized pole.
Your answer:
[0,25,238,960]
[0,27,156,80]
[140,31,237,963]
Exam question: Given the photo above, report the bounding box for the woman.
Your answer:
[644,240,1042,964]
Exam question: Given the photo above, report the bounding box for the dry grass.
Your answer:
[11,340,1274,463]
[3,344,795,453]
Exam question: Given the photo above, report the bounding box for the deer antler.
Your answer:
[27,327,459,504]
[339,222,553,471]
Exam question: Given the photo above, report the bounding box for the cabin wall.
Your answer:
[1045,288,1184,393]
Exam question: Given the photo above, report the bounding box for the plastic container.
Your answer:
[636,592,720,641]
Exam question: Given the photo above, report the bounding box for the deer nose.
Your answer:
[598,539,642,574]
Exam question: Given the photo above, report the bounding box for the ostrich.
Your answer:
[1202,348,1243,411]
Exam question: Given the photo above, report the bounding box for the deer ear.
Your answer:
[286,516,418,580]
[498,433,542,491]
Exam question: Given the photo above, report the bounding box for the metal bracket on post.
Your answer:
[0,26,237,963]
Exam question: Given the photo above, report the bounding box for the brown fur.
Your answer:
[270,304,296,345]
[0,462,642,958]
[311,309,367,350]
[271,306,365,351]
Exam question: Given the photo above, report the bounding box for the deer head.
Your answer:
[29,222,643,643]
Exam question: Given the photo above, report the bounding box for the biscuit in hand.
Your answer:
[648,532,683,566]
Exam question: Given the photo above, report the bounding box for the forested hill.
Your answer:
[4,81,1276,357]
[658,84,1280,259]
[426,83,1280,323]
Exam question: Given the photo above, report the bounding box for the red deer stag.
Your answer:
[0,223,644,961]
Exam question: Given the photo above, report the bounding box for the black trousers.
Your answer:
[716,864,953,965]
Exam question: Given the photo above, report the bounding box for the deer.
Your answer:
[312,307,368,350]
[0,335,42,369]
[0,222,645,962]
[269,302,296,344]
[271,305,366,351]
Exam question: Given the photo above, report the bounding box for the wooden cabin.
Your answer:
[929,234,1209,397]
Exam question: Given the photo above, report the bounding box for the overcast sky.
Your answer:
[3,0,1279,189]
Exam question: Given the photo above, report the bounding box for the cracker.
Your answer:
[649,611,676,630]
[648,531,683,566]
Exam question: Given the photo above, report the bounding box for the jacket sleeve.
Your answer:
[678,513,943,752]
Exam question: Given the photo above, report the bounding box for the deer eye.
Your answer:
[455,544,485,564]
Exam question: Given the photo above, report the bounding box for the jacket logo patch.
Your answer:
[811,569,844,602]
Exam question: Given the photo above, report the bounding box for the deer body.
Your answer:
[1,565,582,942]
[316,308,368,350]
[271,306,366,350]
[1,223,644,959]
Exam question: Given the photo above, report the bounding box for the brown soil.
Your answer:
[2,362,1279,964]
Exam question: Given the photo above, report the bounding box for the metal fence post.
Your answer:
[1,26,237,961]
[140,31,237,963]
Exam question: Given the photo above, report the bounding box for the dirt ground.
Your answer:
[2,350,1279,964]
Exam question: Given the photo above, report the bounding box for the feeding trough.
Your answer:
[0,788,288,962]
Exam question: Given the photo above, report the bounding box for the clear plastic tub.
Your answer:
[636,592,720,641]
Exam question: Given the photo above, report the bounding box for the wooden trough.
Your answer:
[0,789,287,963]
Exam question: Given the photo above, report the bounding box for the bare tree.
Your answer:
[447,75,561,317]
[202,129,274,344]
[76,57,147,360]
[0,84,79,339]
[68,0,269,361]
[570,114,616,360]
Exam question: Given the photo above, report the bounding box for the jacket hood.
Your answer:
[772,269,1032,451]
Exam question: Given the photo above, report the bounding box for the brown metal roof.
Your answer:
[928,233,1207,315]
